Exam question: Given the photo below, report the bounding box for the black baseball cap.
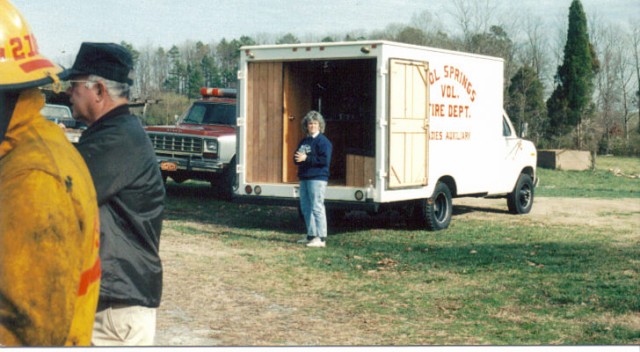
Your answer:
[60,42,134,85]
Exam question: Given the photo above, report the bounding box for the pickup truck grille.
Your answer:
[148,134,203,154]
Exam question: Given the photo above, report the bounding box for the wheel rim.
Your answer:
[518,184,532,208]
[434,193,449,222]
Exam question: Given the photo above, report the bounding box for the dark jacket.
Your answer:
[294,133,332,181]
[76,105,165,309]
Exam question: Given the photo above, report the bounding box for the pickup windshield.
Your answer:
[181,102,236,126]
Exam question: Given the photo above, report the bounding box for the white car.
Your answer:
[41,104,86,143]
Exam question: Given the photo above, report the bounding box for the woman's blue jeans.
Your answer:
[299,180,327,238]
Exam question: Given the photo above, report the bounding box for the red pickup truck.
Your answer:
[145,88,237,199]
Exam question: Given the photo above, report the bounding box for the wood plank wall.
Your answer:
[246,62,284,183]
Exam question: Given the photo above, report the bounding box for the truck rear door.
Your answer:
[388,59,429,189]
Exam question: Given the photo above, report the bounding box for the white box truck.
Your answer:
[234,40,537,230]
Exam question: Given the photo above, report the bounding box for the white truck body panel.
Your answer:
[235,41,537,218]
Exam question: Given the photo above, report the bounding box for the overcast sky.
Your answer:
[11,0,640,64]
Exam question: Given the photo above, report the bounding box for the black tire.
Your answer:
[413,182,453,231]
[212,158,236,200]
[327,207,345,225]
[507,173,534,214]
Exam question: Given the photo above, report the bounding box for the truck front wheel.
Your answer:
[413,182,452,231]
[211,158,236,200]
[507,173,534,214]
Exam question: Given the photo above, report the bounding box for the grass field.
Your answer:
[158,156,640,345]
[537,156,640,198]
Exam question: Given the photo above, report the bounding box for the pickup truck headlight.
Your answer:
[204,139,218,153]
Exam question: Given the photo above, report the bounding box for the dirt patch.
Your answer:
[453,197,640,233]
[156,228,379,346]
[155,197,639,346]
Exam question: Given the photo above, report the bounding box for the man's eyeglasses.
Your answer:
[63,80,95,90]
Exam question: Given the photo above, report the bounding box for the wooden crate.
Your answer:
[537,149,592,171]
[346,154,375,187]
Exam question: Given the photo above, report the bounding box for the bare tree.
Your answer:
[151,46,170,93]
[410,10,444,37]
[518,15,552,87]
[632,22,640,134]
[611,24,638,142]
[135,44,155,97]
[369,23,406,41]
[445,0,500,50]
[618,45,635,141]
[592,21,622,153]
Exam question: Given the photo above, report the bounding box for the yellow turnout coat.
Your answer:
[0,89,100,346]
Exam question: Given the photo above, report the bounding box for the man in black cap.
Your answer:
[62,42,165,346]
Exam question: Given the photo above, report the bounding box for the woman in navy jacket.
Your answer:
[294,111,332,247]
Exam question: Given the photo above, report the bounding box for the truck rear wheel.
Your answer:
[507,173,534,214]
[327,208,345,225]
[413,182,452,231]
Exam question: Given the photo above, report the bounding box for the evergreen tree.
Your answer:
[395,26,428,46]
[201,55,221,88]
[506,65,546,144]
[216,36,255,87]
[546,0,599,146]
[119,41,140,64]
[469,26,513,60]
[186,64,204,99]
[153,47,169,93]
[163,45,182,94]
[276,33,300,44]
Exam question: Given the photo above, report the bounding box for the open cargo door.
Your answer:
[388,59,429,189]
[283,63,313,183]
[246,62,284,184]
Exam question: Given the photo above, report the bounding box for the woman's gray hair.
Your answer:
[301,110,326,134]
[88,74,131,100]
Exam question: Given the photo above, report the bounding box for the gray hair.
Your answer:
[301,110,326,134]
[88,74,130,100]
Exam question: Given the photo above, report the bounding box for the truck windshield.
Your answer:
[182,102,236,125]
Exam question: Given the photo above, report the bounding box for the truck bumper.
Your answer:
[157,156,225,173]
[233,195,385,213]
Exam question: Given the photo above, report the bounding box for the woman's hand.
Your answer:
[294,151,307,163]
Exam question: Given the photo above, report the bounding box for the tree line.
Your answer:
[122,0,639,156]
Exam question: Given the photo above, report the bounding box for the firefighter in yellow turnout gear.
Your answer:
[0,0,101,346]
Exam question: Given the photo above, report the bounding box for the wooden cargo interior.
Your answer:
[246,58,377,186]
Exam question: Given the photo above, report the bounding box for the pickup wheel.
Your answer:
[413,182,452,231]
[507,173,534,214]
[212,157,236,200]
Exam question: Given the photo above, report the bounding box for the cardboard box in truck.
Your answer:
[234,40,537,230]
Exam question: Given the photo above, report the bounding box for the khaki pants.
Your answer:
[92,304,156,346]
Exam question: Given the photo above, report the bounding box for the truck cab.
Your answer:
[145,88,237,198]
